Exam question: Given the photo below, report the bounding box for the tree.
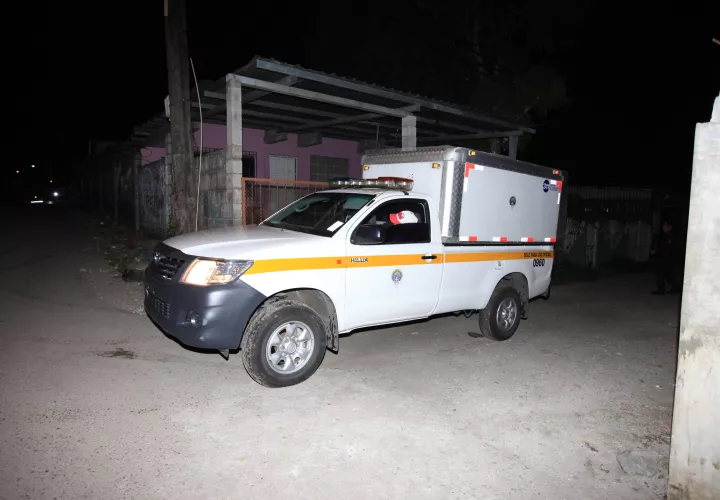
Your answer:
[415,0,588,124]
[307,1,585,127]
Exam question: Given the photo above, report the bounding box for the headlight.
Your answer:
[181,259,253,286]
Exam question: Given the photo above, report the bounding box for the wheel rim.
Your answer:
[496,297,518,331]
[265,321,315,374]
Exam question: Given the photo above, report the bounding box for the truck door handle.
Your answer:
[422,254,438,260]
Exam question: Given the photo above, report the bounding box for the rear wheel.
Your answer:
[241,299,327,388]
[478,287,522,341]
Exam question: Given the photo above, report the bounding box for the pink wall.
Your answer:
[141,147,165,165]
[140,123,363,179]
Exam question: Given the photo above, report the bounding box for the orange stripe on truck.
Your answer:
[244,250,555,275]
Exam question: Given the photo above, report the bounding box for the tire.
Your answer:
[542,285,551,301]
[241,299,327,388]
[478,286,522,341]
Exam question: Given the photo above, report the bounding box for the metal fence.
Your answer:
[241,178,329,226]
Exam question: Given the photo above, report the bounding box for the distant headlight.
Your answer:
[181,259,253,286]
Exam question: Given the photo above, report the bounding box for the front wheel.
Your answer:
[241,299,327,388]
[478,287,522,341]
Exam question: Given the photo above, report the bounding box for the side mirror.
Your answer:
[351,225,387,245]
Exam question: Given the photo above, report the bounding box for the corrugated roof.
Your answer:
[234,56,535,132]
[133,56,534,149]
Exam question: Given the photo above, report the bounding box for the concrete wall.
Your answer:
[138,159,167,238]
[140,124,363,179]
[196,150,229,230]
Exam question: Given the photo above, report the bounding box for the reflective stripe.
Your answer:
[244,250,555,275]
[463,163,484,192]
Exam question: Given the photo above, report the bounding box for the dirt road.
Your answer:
[0,206,675,499]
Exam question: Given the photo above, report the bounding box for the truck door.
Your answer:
[344,198,443,329]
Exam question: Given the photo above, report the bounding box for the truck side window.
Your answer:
[352,200,430,245]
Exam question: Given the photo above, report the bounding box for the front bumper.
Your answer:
[144,244,266,350]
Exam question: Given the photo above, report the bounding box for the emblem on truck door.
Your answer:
[391,269,403,283]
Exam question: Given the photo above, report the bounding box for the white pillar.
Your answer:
[668,93,720,499]
[401,115,416,151]
[226,75,243,226]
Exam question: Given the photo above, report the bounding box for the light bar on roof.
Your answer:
[330,177,414,191]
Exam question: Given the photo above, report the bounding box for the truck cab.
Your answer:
[145,146,563,387]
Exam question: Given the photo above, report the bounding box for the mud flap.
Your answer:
[325,314,339,352]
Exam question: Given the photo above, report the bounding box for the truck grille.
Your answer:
[153,252,185,280]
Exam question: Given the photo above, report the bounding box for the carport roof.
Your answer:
[132,56,535,148]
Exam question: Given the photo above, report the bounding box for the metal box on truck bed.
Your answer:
[361,146,565,245]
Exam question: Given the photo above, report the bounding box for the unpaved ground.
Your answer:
[0,206,676,500]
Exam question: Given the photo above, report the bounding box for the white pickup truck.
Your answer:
[145,146,564,387]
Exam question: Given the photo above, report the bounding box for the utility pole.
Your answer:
[164,0,195,234]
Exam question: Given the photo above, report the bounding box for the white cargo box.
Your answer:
[361,146,565,245]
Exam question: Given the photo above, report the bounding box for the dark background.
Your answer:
[4,1,719,198]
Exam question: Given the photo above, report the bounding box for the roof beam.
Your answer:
[252,100,488,135]
[200,75,301,119]
[251,101,401,131]
[243,75,299,104]
[197,76,301,118]
[421,131,523,143]
[277,105,419,133]
[240,116,391,140]
[209,75,415,118]
[223,106,396,136]
[253,58,535,133]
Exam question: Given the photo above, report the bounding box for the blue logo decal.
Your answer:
[391,269,403,283]
[543,180,559,193]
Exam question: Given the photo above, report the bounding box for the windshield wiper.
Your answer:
[266,221,312,233]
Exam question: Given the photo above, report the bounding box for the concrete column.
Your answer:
[489,138,502,155]
[401,115,417,151]
[668,93,720,500]
[508,135,519,159]
[226,75,243,227]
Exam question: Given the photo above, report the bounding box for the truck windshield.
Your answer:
[262,192,375,237]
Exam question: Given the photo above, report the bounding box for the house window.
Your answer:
[310,155,349,182]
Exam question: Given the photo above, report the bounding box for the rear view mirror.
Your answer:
[352,225,387,245]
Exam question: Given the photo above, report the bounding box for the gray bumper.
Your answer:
[144,243,266,350]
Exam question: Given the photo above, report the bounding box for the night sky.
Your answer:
[5,1,719,194]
